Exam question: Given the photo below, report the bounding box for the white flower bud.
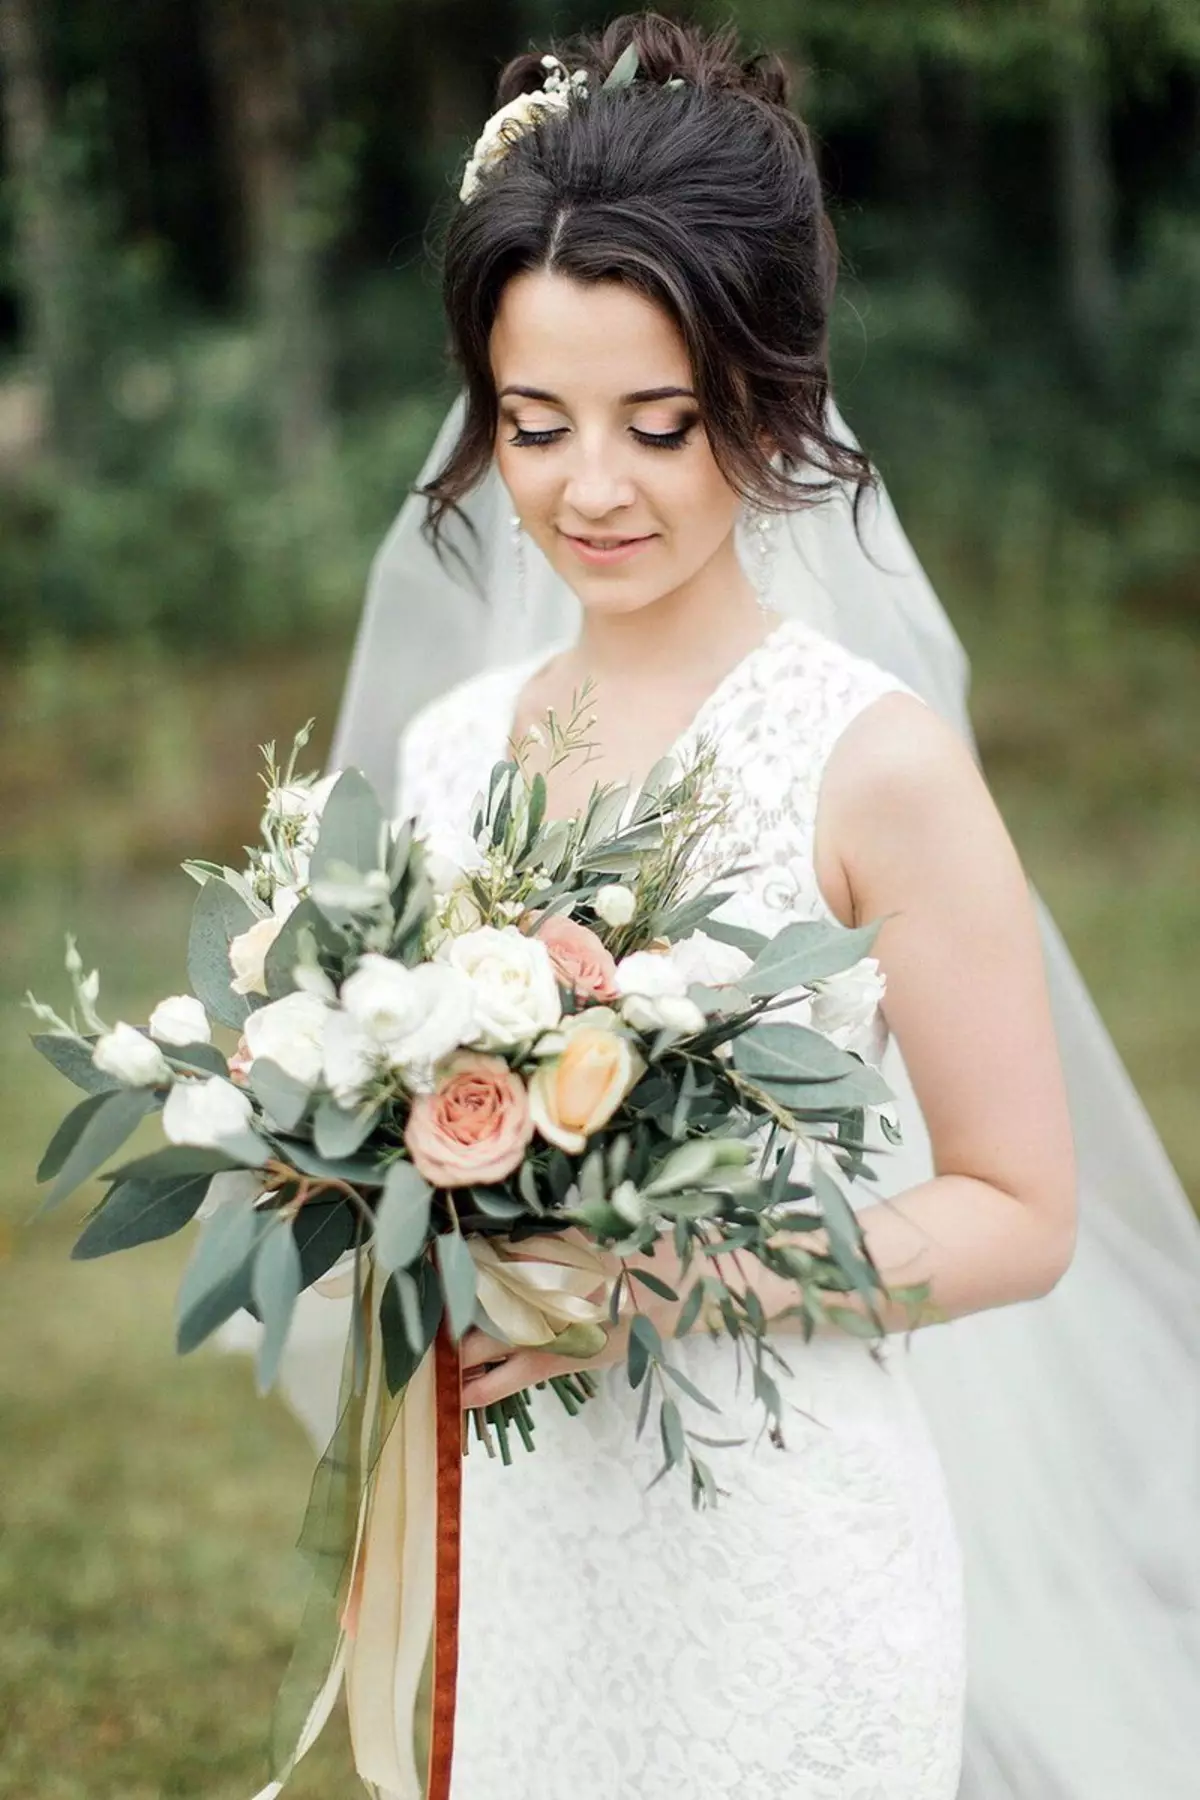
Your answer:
[148,994,211,1047]
[92,1022,171,1088]
[162,1076,255,1149]
[593,883,637,928]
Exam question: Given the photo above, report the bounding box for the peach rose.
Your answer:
[227,1034,254,1086]
[529,914,620,1004]
[404,1051,534,1188]
[528,1014,643,1154]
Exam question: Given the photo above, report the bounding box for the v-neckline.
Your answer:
[487,614,802,816]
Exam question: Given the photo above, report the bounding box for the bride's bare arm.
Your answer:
[810,690,1079,1325]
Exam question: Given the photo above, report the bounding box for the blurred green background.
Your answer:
[1,2,1197,1793]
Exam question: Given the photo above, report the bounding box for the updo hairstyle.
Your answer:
[420,11,873,555]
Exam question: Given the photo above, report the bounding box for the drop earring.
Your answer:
[511,512,527,616]
[738,501,781,610]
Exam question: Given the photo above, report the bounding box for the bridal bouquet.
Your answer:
[27,710,918,1798]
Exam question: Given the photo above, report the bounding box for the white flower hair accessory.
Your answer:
[458,55,590,204]
[458,42,675,205]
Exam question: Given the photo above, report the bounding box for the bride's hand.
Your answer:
[457,1230,679,1410]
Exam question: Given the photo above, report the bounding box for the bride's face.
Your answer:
[489,270,742,617]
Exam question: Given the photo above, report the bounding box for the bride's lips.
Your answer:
[560,530,657,566]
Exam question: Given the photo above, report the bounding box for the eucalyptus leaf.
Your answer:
[165,1041,230,1079]
[249,1059,313,1133]
[279,1141,381,1187]
[71,1173,211,1259]
[659,1395,685,1465]
[381,1261,442,1394]
[31,1033,119,1095]
[372,1161,432,1273]
[309,769,386,880]
[601,41,639,88]
[252,1219,303,1393]
[176,1201,266,1353]
[37,1088,158,1214]
[733,1022,862,1087]
[744,920,881,996]
[293,1200,357,1289]
[314,1095,380,1160]
[809,1164,882,1312]
[436,1231,478,1341]
[105,1144,248,1183]
[264,897,343,1001]
[187,878,257,1030]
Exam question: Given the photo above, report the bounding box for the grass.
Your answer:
[1,604,1196,1795]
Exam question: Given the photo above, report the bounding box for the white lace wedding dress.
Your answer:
[397,616,967,1800]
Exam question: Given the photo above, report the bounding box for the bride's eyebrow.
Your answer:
[497,385,697,405]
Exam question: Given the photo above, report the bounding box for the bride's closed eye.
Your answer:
[505,421,696,451]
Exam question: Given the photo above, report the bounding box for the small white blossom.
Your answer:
[811,957,887,1055]
[593,883,637,928]
[163,1076,255,1149]
[92,1021,171,1088]
[148,994,211,1048]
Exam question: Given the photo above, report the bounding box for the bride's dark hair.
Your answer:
[420,11,874,554]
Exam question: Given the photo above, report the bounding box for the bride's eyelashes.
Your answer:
[504,420,697,451]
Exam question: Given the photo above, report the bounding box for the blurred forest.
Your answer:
[1,9,1198,1793]
[0,0,1198,647]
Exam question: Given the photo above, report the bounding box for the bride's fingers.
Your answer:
[458,1326,512,1374]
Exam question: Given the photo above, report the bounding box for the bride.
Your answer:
[234,13,1200,1799]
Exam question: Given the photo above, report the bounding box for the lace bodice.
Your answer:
[398,615,922,1067]
[394,619,964,1800]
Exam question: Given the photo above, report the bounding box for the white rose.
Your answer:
[616,949,688,1002]
[340,954,476,1079]
[243,989,330,1088]
[322,1008,383,1109]
[593,883,636,928]
[92,1021,171,1087]
[163,1075,255,1149]
[440,925,561,1049]
[810,957,887,1054]
[669,930,752,990]
[196,1168,266,1223]
[621,991,707,1038]
[148,994,211,1047]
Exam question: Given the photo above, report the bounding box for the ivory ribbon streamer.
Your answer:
[250,1234,614,1800]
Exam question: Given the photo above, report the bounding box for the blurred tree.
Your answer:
[205,0,330,474]
[0,0,77,456]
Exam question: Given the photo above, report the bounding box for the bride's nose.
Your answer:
[560,442,638,520]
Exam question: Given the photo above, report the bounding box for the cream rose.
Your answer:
[458,65,586,203]
[529,914,620,1004]
[404,1052,534,1187]
[440,925,561,1049]
[528,1013,643,1154]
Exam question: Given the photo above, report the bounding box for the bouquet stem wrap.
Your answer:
[251,1235,612,1800]
[249,1261,461,1800]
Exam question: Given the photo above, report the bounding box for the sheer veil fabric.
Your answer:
[231,392,1200,1796]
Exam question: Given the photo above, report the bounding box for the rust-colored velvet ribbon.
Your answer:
[428,1317,462,1800]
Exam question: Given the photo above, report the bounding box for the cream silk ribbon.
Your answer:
[250,1232,614,1800]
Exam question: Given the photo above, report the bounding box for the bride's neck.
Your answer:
[572,535,772,685]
